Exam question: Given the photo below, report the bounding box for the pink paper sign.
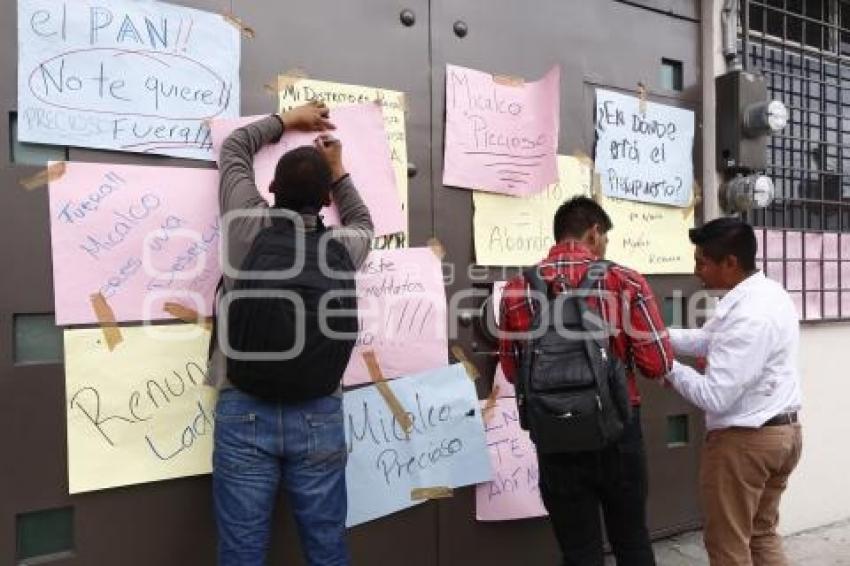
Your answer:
[48,162,221,325]
[493,364,516,399]
[476,398,547,521]
[443,64,560,195]
[210,104,404,237]
[343,248,448,386]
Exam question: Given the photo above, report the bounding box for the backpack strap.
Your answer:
[574,260,615,350]
[522,266,548,332]
[207,275,225,361]
[578,260,613,291]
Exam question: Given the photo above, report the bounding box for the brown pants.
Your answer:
[700,424,802,566]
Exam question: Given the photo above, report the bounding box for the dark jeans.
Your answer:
[537,407,655,566]
[213,388,349,566]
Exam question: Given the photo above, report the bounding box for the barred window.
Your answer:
[741,0,850,320]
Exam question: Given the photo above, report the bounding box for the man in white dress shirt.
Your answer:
[666,217,802,566]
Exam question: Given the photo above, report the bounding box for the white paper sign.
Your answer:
[17,0,240,160]
[594,89,694,207]
[344,364,491,526]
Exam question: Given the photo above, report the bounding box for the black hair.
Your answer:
[688,217,757,271]
[269,146,332,212]
[552,196,613,241]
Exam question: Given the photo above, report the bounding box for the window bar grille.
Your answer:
[739,0,850,320]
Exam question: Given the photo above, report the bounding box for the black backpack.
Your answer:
[221,218,358,402]
[516,261,632,454]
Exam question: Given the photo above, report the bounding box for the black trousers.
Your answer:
[537,407,656,566]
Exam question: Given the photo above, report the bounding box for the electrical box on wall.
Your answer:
[716,70,787,172]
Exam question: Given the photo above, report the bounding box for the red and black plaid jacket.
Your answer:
[498,241,673,406]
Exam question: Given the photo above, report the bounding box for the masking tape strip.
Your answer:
[410,486,453,501]
[591,171,603,201]
[574,151,593,169]
[637,82,648,115]
[362,351,414,435]
[20,161,66,191]
[222,13,255,39]
[493,74,525,87]
[163,302,212,330]
[426,237,446,260]
[451,345,480,381]
[482,384,501,424]
[90,292,123,351]
[682,180,702,220]
[398,92,410,116]
[276,70,309,93]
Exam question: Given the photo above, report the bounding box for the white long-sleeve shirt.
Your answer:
[667,271,802,430]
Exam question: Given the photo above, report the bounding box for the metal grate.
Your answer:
[741,0,850,320]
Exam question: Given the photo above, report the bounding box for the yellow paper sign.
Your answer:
[65,324,216,493]
[600,195,695,274]
[278,77,408,248]
[577,156,695,274]
[473,155,590,266]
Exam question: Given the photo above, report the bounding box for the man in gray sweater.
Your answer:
[209,101,373,566]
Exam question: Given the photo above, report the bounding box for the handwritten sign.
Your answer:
[344,248,448,386]
[65,324,216,493]
[595,89,694,207]
[600,193,695,274]
[473,155,590,266]
[278,76,408,249]
[48,161,220,325]
[444,64,560,195]
[344,364,491,526]
[563,153,697,274]
[17,0,240,160]
[210,104,404,237]
[476,398,546,521]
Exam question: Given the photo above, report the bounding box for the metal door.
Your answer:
[0,0,704,564]
[429,1,705,563]
[0,1,433,564]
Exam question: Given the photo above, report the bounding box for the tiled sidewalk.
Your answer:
[645,519,850,565]
[600,518,850,565]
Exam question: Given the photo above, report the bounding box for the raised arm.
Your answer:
[219,102,335,215]
[314,135,374,269]
[219,115,281,216]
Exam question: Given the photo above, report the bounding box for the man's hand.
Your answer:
[314,134,347,183]
[279,101,335,132]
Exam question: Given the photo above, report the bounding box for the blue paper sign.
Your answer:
[595,89,695,207]
[344,364,491,527]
